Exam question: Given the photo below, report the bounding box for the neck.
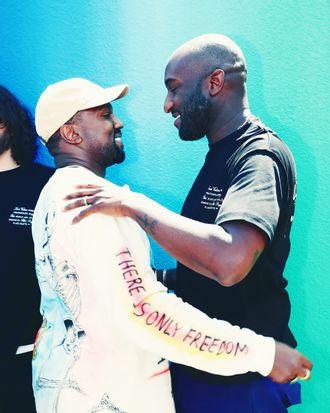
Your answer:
[54,154,106,177]
[206,96,252,144]
[0,149,19,172]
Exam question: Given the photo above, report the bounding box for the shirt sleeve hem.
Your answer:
[255,336,276,376]
[216,212,275,240]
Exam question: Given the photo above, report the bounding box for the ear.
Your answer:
[59,124,83,144]
[207,69,225,96]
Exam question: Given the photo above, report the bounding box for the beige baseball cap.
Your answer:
[35,77,128,142]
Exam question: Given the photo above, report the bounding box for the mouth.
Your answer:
[172,112,181,129]
[114,132,123,149]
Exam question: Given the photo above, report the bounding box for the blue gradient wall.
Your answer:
[1,1,329,411]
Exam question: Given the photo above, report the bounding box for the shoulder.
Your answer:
[232,119,295,172]
[21,163,55,191]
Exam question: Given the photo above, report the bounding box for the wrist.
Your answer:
[123,191,143,219]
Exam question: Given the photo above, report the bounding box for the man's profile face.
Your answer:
[0,123,11,155]
[164,57,211,141]
[76,104,125,167]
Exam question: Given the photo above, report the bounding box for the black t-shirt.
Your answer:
[174,118,297,384]
[0,163,54,355]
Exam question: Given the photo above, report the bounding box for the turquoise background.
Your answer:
[1,1,329,411]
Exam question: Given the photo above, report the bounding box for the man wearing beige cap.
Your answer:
[32,78,312,413]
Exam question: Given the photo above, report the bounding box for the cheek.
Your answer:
[104,122,114,136]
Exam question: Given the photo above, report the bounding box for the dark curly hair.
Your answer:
[0,85,37,165]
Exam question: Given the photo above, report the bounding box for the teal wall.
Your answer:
[1,1,329,411]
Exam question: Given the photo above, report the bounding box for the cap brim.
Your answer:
[80,84,129,111]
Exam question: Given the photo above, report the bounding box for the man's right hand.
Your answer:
[63,183,132,223]
[269,341,313,383]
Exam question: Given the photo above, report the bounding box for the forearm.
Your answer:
[64,183,266,285]
[127,285,276,377]
[106,223,275,377]
[73,212,275,377]
[124,193,244,285]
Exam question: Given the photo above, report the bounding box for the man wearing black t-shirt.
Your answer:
[0,85,53,412]
[64,35,312,412]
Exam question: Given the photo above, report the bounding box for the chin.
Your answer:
[178,120,206,141]
[115,152,126,164]
[179,129,205,141]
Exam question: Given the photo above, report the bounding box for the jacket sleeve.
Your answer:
[69,210,275,377]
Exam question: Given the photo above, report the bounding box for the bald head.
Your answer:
[164,34,251,143]
[168,34,247,84]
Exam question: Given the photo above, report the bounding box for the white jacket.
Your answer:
[32,166,275,413]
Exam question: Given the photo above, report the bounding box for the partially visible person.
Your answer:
[0,85,53,412]
[64,34,312,413]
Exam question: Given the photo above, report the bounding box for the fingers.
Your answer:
[301,368,311,380]
[63,199,84,211]
[63,198,88,211]
[63,196,111,224]
[291,367,312,383]
[271,343,313,384]
[63,195,102,211]
[303,357,313,371]
[298,357,313,378]
[290,353,313,383]
[75,184,101,189]
[72,205,98,224]
[64,188,103,200]
[295,355,313,378]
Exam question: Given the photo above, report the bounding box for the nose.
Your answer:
[112,114,124,129]
[164,94,174,113]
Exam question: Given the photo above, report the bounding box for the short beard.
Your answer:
[102,142,125,167]
[179,83,211,141]
[0,129,11,155]
[114,146,125,164]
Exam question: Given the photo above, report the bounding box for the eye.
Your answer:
[166,82,179,95]
[102,112,112,119]
[169,85,180,95]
